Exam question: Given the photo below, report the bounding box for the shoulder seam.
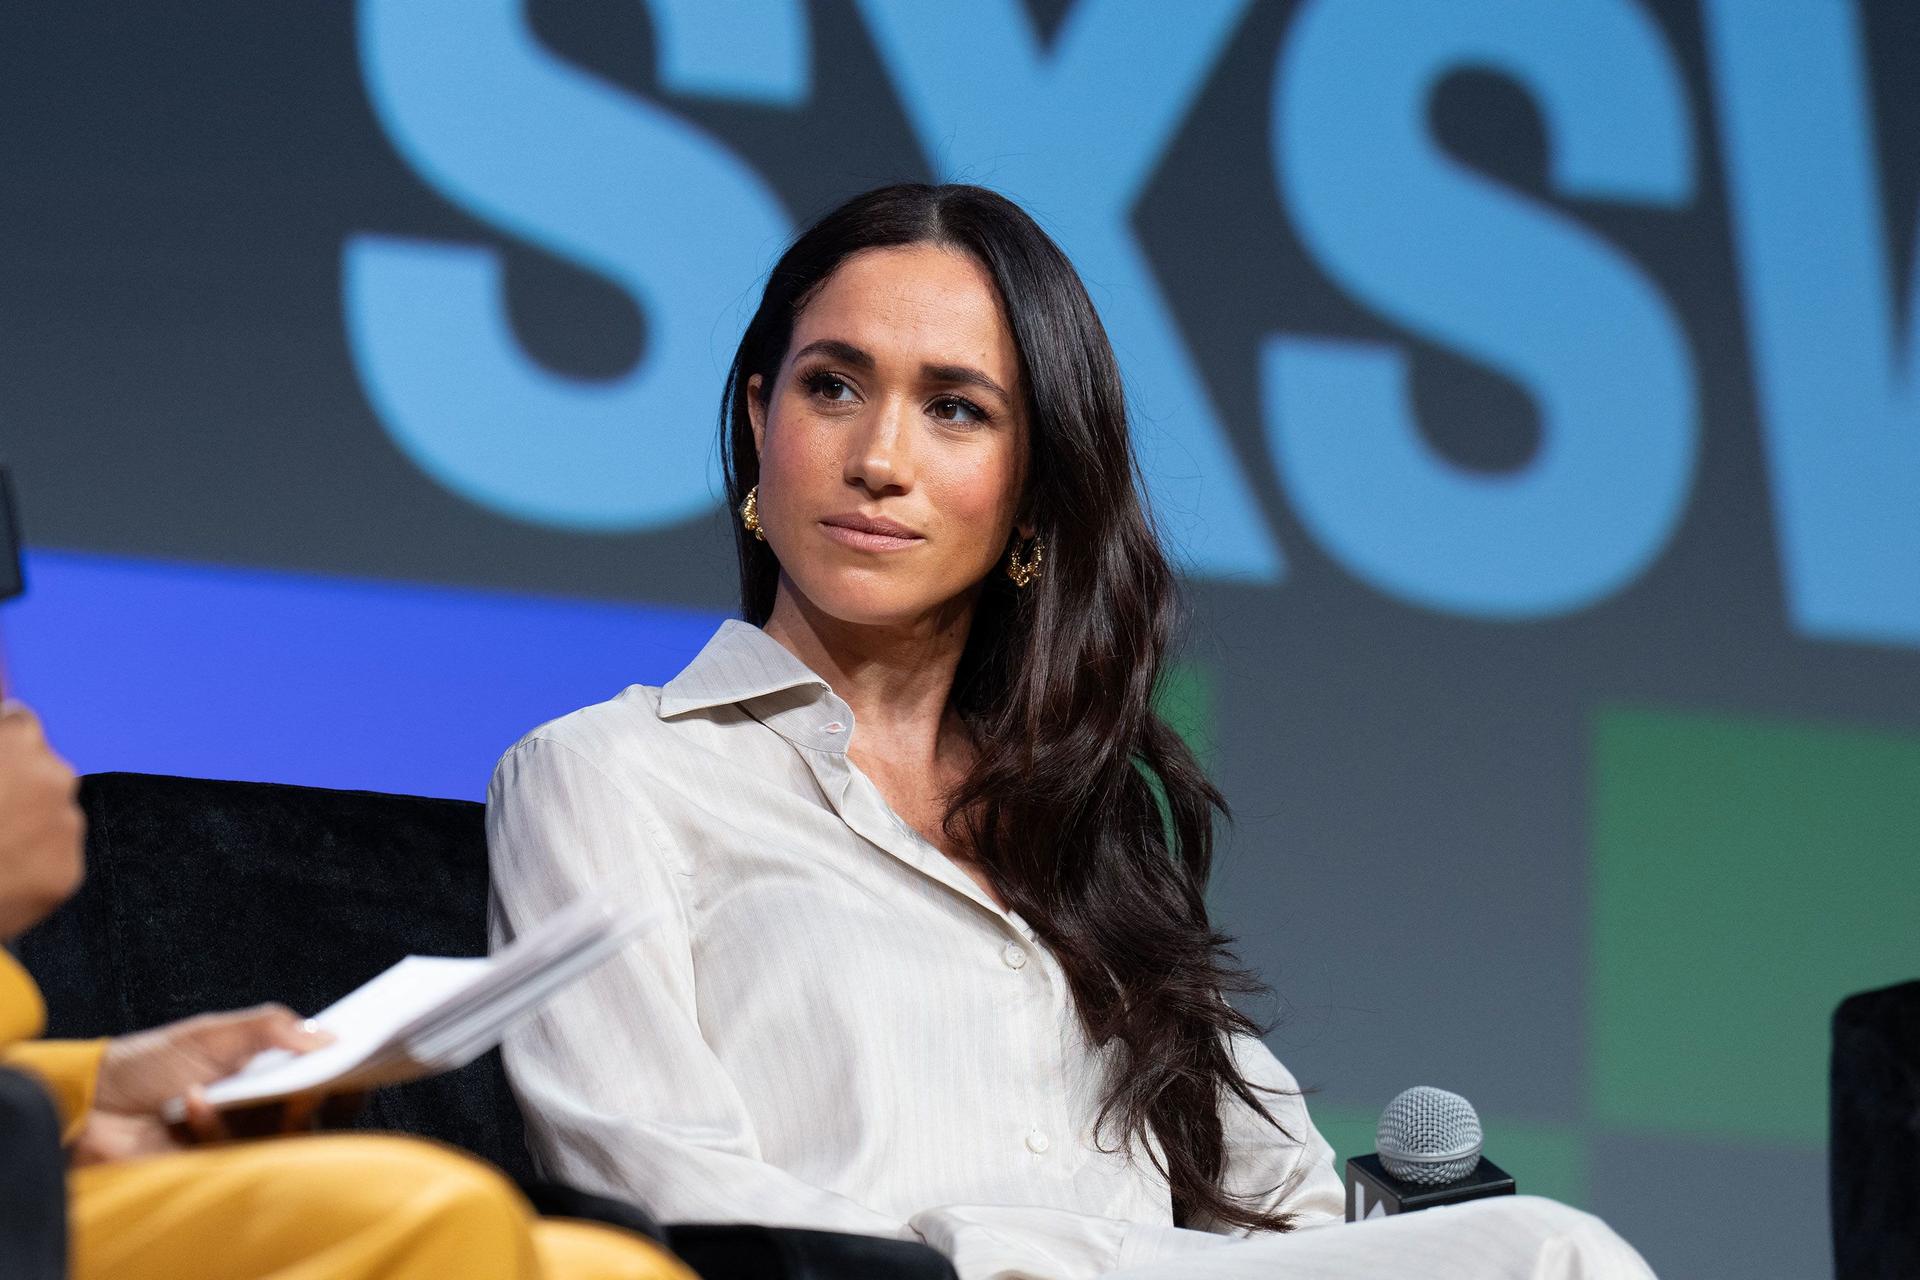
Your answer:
[499,733,693,880]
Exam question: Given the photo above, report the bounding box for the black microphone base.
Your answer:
[1344,1152,1515,1221]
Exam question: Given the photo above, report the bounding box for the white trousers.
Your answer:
[1106,1197,1655,1279]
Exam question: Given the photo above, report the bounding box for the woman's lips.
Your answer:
[819,516,924,552]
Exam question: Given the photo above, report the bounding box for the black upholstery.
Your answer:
[1832,980,1920,1280]
[17,772,531,1180]
[668,1225,962,1280]
[523,1180,667,1244]
[17,771,956,1280]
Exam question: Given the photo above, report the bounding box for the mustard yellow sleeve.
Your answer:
[0,949,107,1138]
[0,948,47,1047]
[5,1038,107,1139]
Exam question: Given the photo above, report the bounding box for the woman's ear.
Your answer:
[746,373,768,457]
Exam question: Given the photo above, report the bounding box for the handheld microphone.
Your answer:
[1344,1086,1516,1221]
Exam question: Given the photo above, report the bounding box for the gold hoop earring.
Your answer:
[1005,535,1044,588]
[739,485,766,542]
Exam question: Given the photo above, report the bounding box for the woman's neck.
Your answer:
[760,582,973,774]
[761,581,998,903]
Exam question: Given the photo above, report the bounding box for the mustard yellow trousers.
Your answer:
[67,1133,695,1280]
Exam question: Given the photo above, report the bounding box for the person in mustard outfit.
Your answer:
[0,698,695,1280]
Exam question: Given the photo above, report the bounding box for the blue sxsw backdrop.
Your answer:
[8,551,721,801]
[5,4,1920,1277]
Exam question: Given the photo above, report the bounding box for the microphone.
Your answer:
[1344,1086,1517,1221]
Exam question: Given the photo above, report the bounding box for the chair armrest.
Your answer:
[0,1066,69,1280]
[666,1224,958,1280]
[518,1178,668,1244]
[1832,980,1920,1280]
[516,1181,955,1279]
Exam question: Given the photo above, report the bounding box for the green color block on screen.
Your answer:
[1155,661,1213,763]
[1591,707,1920,1147]
[1310,1106,1587,1208]
[1147,661,1214,856]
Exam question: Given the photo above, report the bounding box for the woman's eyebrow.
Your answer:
[793,338,1011,403]
[922,363,1011,403]
[791,338,874,370]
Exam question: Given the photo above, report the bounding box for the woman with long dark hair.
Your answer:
[487,184,1653,1278]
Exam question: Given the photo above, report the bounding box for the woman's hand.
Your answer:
[68,1007,336,1166]
[69,1088,261,1166]
[94,1005,330,1116]
[69,1110,177,1166]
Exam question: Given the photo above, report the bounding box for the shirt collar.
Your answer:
[658,620,854,752]
[661,621,1012,920]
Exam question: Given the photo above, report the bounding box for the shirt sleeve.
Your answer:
[3,1040,107,1140]
[486,734,910,1239]
[915,1034,1350,1277]
[910,1201,1252,1280]
[0,950,46,1048]
[946,1035,1349,1274]
[1204,1032,1347,1232]
[0,948,106,1140]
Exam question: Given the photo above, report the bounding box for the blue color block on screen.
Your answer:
[2,550,724,800]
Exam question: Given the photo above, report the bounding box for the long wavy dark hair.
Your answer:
[720,183,1298,1231]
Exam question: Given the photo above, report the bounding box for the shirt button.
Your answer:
[822,721,845,734]
[1025,1128,1050,1154]
[1002,943,1028,969]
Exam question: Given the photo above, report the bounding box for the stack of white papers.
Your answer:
[172,898,658,1118]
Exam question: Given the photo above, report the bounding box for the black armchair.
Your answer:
[16,772,954,1280]
[1831,979,1920,1280]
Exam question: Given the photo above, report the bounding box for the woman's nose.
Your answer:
[845,400,914,495]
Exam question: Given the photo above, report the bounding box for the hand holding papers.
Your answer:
[170,898,657,1119]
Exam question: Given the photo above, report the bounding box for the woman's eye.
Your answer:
[931,397,988,424]
[806,373,854,402]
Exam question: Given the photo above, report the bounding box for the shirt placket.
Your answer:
[794,737,1077,1179]
[1019,915,1085,1188]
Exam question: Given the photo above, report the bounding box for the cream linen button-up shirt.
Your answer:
[486,620,1345,1279]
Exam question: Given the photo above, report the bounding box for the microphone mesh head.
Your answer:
[1376,1086,1483,1185]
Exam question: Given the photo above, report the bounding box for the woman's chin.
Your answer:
[788,573,969,632]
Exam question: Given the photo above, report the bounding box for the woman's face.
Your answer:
[748,243,1030,630]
